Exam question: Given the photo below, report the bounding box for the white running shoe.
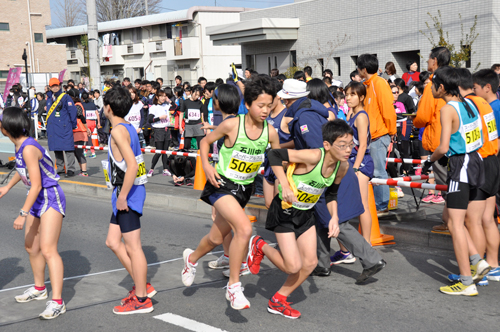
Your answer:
[223,263,251,278]
[39,300,66,319]
[396,186,404,198]
[181,248,197,286]
[15,286,48,303]
[225,282,250,310]
[208,254,230,270]
[163,169,172,176]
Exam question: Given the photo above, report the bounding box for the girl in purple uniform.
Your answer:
[0,107,66,320]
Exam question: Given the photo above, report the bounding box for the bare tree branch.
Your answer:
[54,0,85,27]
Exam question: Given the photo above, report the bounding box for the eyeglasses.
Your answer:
[333,142,354,151]
[392,91,399,94]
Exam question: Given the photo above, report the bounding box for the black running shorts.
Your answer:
[265,195,316,238]
[110,209,141,233]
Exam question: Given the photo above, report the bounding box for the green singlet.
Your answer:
[279,148,339,210]
[216,114,269,185]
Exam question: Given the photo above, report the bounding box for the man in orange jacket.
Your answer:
[358,54,397,212]
[413,47,450,209]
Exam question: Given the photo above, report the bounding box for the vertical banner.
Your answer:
[58,69,67,83]
[2,67,22,103]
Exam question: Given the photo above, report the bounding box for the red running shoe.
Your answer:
[121,283,157,305]
[267,297,301,319]
[247,235,265,274]
[113,296,154,315]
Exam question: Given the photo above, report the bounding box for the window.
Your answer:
[131,28,142,43]
[462,45,472,68]
[351,56,358,70]
[70,50,76,59]
[268,57,272,75]
[290,50,297,67]
[333,57,341,76]
[159,24,172,39]
[0,22,9,31]
[246,55,254,70]
[317,58,324,74]
[127,45,134,53]
[0,71,9,78]
[156,41,163,51]
[34,33,43,43]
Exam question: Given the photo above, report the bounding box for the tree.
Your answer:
[420,10,479,69]
[299,34,351,74]
[53,0,85,27]
[94,0,163,22]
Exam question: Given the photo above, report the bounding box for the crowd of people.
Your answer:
[1,47,500,321]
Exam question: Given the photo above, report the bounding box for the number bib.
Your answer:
[101,160,113,190]
[86,110,98,120]
[293,182,324,210]
[16,167,31,190]
[226,150,264,181]
[483,112,498,141]
[464,120,482,153]
[135,154,148,185]
[187,109,200,121]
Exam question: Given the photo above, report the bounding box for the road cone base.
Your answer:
[247,215,257,223]
[370,234,395,246]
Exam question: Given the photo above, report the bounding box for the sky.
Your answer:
[48,0,296,27]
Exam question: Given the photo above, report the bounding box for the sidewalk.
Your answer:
[0,145,472,251]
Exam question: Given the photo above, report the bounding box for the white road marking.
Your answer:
[0,243,277,293]
[154,313,228,332]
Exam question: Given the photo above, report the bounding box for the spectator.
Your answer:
[276,74,286,84]
[304,66,313,81]
[46,78,78,177]
[333,91,348,120]
[122,77,131,87]
[180,85,205,150]
[307,78,337,121]
[134,79,141,89]
[381,61,399,83]
[323,76,332,87]
[270,68,279,77]
[244,68,252,79]
[81,92,100,159]
[350,70,362,82]
[323,69,333,78]
[294,70,306,81]
[358,53,396,212]
[198,77,207,89]
[402,60,420,85]
[67,89,91,177]
[175,75,182,87]
[156,77,163,87]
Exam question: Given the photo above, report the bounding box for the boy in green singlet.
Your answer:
[246,119,352,319]
[181,76,281,310]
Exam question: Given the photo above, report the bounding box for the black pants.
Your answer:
[143,127,152,146]
[74,140,87,165]
[170,129,179,147]
[151,128,171,170]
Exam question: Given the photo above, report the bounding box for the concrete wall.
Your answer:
[240,0,495,82]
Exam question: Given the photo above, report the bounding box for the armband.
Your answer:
[268,149,289,167]
[325,183,340,204]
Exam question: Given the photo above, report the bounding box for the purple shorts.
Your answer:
[30,185,66,218]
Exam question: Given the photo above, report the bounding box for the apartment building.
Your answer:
[0,0,66,89]
[207,0,500,83]
[46,6,252,86]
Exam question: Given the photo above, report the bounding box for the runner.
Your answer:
[147,89,172,177]
[125,86,146,148]
[246,119,351,319]
[81,91,100,159]
[181,77,280,310]
[421,66,490,296]
[0,107,66,319]
[102,87,156,314]
[180,85,205,150]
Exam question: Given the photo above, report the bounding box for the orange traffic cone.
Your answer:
[91,128,99,147]
[358,183,395,246]
[179,132,185,149]
[193,150,206,191]
[244,208,257,223]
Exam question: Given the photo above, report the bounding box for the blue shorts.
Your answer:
[349,154,374,179]
[30,185,66,218]
[110,209,141,233]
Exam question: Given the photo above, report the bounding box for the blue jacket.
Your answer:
[287,97,364,226]
[46,90,77,151]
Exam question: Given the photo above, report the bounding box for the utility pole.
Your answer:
[86,0,101,90]
[145,0,149,15]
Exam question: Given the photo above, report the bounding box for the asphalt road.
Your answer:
[0,187,499,332]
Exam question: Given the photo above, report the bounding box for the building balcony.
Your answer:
[168,37,200,60]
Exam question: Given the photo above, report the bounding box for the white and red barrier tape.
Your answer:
[391,174,434,181]
[75,145,213,158]
[371,178,447,191]
[386,158,425,164]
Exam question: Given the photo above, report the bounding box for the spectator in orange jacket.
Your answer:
[358,54,396,212]
[413,47,450,204]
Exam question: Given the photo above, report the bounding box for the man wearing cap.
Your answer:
[46,77,78,176]
[280,79,384,279]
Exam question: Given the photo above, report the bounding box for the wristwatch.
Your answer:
[353,168,359,173]
[19,209,28,217]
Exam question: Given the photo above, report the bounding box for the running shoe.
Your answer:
[163,169,172,176]
[15,286,48,303]
[174,181,183,187]
[422,194,435,203]
[83,150,87,158]
[185,178,194,186]
[396,186,404,198]
[208,254,230,269]
[113,296,154,315]
[431,195,445,204]
[471,259,491,282]
[486,266,500,281]
[268,297,301,319]
[89,153,97,159]
[330,250,356,265]
[147,169,154,177]
[223,263,251,277]
[439,282,478,296]
[79,172,88,177]
[121,283,157,305]
[39,300,66,319]
[181,248,197,286]
[414,168,421,175]
[225,282,250,310]
[247,235,265,274]
[478,276,489,286]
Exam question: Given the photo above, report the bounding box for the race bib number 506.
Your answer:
[135,155,148,185]
[293,182,324,210]
[226,151,264,181]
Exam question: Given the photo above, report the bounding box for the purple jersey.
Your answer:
[15,137,60,190]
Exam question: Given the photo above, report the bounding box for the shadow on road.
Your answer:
[58,250,91,305]
[0,258,25,290]
[117,245,159,292]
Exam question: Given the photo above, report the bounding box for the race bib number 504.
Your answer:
[226,150,264,181]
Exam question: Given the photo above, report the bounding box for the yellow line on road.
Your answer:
[246,203,267,210]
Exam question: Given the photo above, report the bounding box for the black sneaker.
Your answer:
[65,171,75,177]
[356,260,386,284]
